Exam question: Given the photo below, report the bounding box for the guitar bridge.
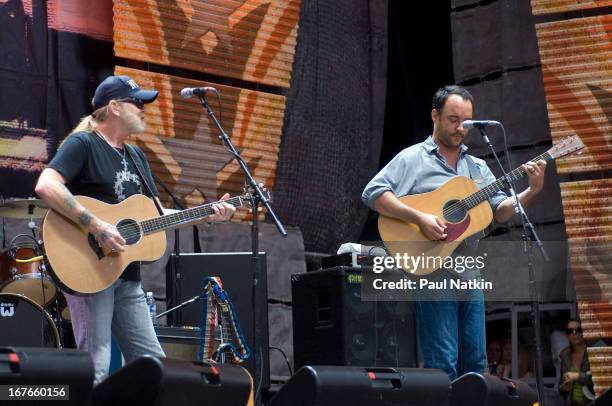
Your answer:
[87,233,105,260]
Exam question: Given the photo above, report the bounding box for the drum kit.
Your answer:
[0,197,73,349]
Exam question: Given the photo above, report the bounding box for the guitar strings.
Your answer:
[110,196,243,242]
[439,152,550,220]
[442,165,526,218]
[113,203,231,237]
[440,168,520,218]
[444,150,548,218]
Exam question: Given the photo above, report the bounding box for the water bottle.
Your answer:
[146,292,156,324]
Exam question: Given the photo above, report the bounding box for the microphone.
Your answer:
[461,120,501,129]
[180,86,217,98]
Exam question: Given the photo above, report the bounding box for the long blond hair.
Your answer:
[62,106,109,144]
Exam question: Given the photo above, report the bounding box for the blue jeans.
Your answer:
[65,279,165,384]
[415,289,486,381]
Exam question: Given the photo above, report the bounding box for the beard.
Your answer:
[123,114,146,134]
[438,129,464,148]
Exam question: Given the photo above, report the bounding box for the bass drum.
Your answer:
[0,293,60,348]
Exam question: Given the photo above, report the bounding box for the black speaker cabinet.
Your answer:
[268,365,451,406]
[292,266,417,369]
[450,373,538,406]
[0,347,94,405]
[166,252,269,390]
[91,357,252,406]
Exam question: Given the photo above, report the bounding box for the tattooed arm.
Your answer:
[35,168,126,251]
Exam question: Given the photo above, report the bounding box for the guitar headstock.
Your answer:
[548,134,585,159]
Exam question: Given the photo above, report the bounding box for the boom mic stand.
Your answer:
[156,294,200,321]
[477,125,549,406]
[197,90,287,405]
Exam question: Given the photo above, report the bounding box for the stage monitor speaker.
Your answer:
[292,266,417,369]
[91,356,252,406]
[0,347,93,405]
[450,373,538,406]
[166,252,269,390]
[268,365,451,406]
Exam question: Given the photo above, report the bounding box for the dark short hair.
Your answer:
[432,85,474,112]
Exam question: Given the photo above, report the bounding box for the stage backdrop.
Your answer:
[112,0,301,220]
[532,0,612,395]
[0,0,114,198]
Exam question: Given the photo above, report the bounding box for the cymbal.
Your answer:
[0,198,49,219]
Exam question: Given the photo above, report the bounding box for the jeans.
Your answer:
[65,279,165,384]
[415,288,486,381]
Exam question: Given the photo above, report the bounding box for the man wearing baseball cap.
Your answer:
[91,75,159,110]
[35,75,236,384]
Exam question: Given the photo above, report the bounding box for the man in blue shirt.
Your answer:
[362,85,546,379]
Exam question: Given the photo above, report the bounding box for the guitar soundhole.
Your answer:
[117,219,141,245]
[442,199,467,223]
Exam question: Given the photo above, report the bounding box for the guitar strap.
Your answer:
[464,154,488,241]
[125,144,164,216]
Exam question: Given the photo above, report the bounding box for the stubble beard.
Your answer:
[439,129,464,149]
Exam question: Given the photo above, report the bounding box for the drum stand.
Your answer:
[35,253,67,349]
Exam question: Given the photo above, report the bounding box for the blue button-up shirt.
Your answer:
[362,135,506,211]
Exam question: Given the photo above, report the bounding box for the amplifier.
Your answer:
[165,252,269,390]
[155,325,201,362]
[292,266,417,369]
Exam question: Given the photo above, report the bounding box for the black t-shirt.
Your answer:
[47,131,159,281]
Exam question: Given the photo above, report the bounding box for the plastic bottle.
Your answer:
[146,291,156,324]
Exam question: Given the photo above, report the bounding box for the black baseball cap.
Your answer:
[92,75,158,110]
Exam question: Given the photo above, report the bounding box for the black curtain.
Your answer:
[360,0,455,242]
[274,0,389,253]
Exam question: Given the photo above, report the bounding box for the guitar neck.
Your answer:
[139,195,245,235]
[463,151,553,209]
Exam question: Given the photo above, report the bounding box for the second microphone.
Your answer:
[180,86,218,98]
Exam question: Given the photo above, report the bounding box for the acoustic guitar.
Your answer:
[42,193,254,294]
[378,135,584,275]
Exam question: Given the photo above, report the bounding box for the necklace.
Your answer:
[95,130,128,168]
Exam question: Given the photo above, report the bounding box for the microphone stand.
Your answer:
[477,126,549,405]
[154,173,187,326]
[156,294,200,321]
[197,92,287,405]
